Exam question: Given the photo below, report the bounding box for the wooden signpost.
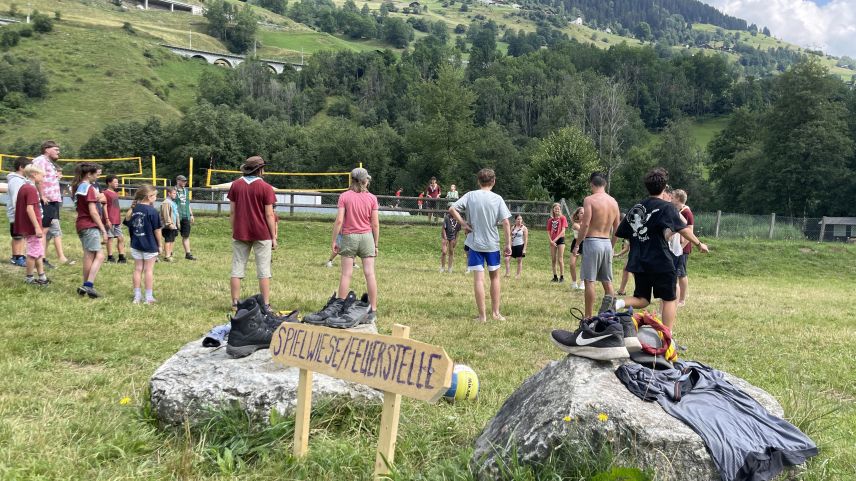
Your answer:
[271,322,454,479]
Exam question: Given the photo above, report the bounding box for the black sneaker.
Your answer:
[117,256,127,264]
[185,253,197,261]
[44,259,56,270]
[326,293,371,328]
[559,276,564,283]
[613,309,641,353]
[107,255,116,263]
[304,292,349,325]
[77,285,101,298]
[226,304,279,358]
[365,309,377,324]
[598,294,616,314]
[550,317,629,360]
[551,275,558,283]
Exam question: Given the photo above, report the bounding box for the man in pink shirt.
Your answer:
[31,140,72,267]
[227,156,278,309]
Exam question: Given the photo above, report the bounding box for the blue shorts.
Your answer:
[467,249,501,272]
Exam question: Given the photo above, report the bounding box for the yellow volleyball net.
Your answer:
[0,153,144,179]
[205,167,358,192]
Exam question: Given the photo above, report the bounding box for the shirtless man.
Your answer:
[573,172,620,317]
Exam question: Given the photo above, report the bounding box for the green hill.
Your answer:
[0,0,852,153]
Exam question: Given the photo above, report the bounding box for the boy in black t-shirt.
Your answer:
[606,168,708,331]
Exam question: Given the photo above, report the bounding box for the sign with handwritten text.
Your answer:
[271,323,453,403]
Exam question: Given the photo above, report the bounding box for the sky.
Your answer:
[701,0,856,58]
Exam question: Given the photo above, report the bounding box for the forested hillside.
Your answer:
[1,0,855,219]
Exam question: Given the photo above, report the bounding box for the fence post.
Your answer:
[819,217,827,243]
[714,210,721,238]
[289,194,294,216]
[768,213,776,239]
[217,202,222,216]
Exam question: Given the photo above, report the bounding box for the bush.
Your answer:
[32,11,53,33]
[18,25,32,38]
[122,22,135,34]
[54,10,61,21]
[1,29,20,49]
[3,91,27,109]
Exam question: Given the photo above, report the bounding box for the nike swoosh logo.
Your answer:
[577,333,611,345]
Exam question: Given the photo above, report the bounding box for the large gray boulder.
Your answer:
[471,355,796,481]
[150,324,382,425]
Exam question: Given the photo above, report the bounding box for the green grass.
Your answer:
[0,22,217,150]
[688,115,731,150]
[0,214,854,479]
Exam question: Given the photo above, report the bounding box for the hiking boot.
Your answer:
[550,317,629,361]
[326,293,371,329]
[615,309,641,353]
[226,304,278,358]
[107,255,116,263]
[304,292,349,325]
[77,285,101,298]
[598,294,616,314]
[240,294,299,326]
[185,253,197,261]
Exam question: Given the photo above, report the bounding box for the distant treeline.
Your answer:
[5,27,854,217]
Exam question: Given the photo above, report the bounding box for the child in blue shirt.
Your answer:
[123,185,163,304]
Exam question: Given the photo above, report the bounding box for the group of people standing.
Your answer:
[427,168,708,333]
[6,144,706,333]
[4,141,198,301]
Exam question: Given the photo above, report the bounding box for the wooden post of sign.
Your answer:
[293,368,313,457]
[374,324,410,479]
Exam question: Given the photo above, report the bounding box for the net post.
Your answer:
[151,154,157,185]
[188,157,194,200]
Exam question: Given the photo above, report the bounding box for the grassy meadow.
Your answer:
[0,213,854,480]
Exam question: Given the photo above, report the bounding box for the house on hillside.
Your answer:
[572,17,583,25]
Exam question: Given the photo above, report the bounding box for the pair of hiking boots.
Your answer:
[226,295,300,358]
[303,291,376,329]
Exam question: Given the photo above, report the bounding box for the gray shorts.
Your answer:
[78,227,102,252]
[581,237,613,282]
[231,239,272,279]
[46,219,62,240]
[107,224,123,239]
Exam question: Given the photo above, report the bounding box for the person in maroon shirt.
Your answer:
[15,165,48,285]
[72,162,108,298]
[426,176,441,223]
[227,156,279,309]
[671,189,694,307]
[102,175,127,263]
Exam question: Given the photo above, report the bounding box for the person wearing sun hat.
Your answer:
[227,156,279,310]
